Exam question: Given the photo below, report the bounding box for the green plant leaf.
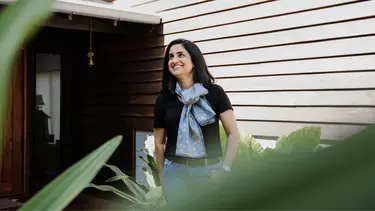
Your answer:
[106,175,130,182]
[140,148,151,156]
[138,155,150,164]
[138,154,161,187]
[142,167,156,188]
[275,126,321,154]
[142,154,160,186]
[105,164,147,202]
[87,183,139,204]
[248,135,264,154]
[105,167,144,187]
[19,136,122,211]
[0,0,54,176]
[147,153,157,166]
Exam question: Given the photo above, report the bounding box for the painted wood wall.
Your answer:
[127,0,375,142]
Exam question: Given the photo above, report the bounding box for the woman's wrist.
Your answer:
[221,164,231,172]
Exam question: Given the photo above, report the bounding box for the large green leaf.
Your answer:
[165,125,375,210]
[0,0,54,175]
[19,136,122,211]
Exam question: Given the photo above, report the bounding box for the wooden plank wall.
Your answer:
[129,0,375,142]
[77,23,164,177]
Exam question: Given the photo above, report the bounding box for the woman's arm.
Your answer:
[219,109,240,169]
[154,127,166,183]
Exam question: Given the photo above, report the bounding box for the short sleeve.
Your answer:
[153,94,166,128]
[213,84,233,114]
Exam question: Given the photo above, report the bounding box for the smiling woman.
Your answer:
[168,44,195,79]
[153,38,240,205]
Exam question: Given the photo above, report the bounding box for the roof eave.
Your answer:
[0,0,161,25]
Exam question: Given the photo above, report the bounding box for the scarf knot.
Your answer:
[175,83,216,158]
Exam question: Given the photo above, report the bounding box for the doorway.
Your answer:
[30,53,62,194]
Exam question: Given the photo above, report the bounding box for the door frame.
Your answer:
[0,50,28,199]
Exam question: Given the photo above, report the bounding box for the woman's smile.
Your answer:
[172,64,183,71]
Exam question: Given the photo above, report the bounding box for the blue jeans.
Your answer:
[162,158,223,204]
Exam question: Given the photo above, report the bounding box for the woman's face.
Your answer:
[168,44,194,79]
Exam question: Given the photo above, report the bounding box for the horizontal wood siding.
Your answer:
[159,0,269,22]
[227,90,375,106]
[163,0,372,36]
[210,55,375,77]
[237,122,366,141]
[136,0,375,142]
[132,0,208,13]
[163,0,358,34]
[68,23,164,178]
[216,72,375,91]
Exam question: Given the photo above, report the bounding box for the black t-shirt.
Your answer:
[153,83,233,159]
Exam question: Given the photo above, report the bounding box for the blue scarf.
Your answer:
[175,82,216,158]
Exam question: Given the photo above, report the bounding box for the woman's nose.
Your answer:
[171,56,179,63]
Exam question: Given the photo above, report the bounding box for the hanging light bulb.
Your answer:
[88,19,94,67]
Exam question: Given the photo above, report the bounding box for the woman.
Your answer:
[153,38,240,203]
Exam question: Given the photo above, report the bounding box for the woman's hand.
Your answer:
[209,168,228,180]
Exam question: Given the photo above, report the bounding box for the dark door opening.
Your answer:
[30,53,62,194]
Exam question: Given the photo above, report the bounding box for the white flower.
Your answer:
[144,135,155,156]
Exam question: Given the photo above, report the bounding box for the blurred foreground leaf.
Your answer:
[19,136,122,211]
[166,125,375,210]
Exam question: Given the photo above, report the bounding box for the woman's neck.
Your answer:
[178,77,194,89]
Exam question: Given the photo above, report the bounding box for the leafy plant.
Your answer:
[220,123,322,161]
[275,126,321,154]
[139,148,161,187]
[219,123,264,166]
[87,153,166,211]
[219,123,324,173]
[87,135,166,210]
